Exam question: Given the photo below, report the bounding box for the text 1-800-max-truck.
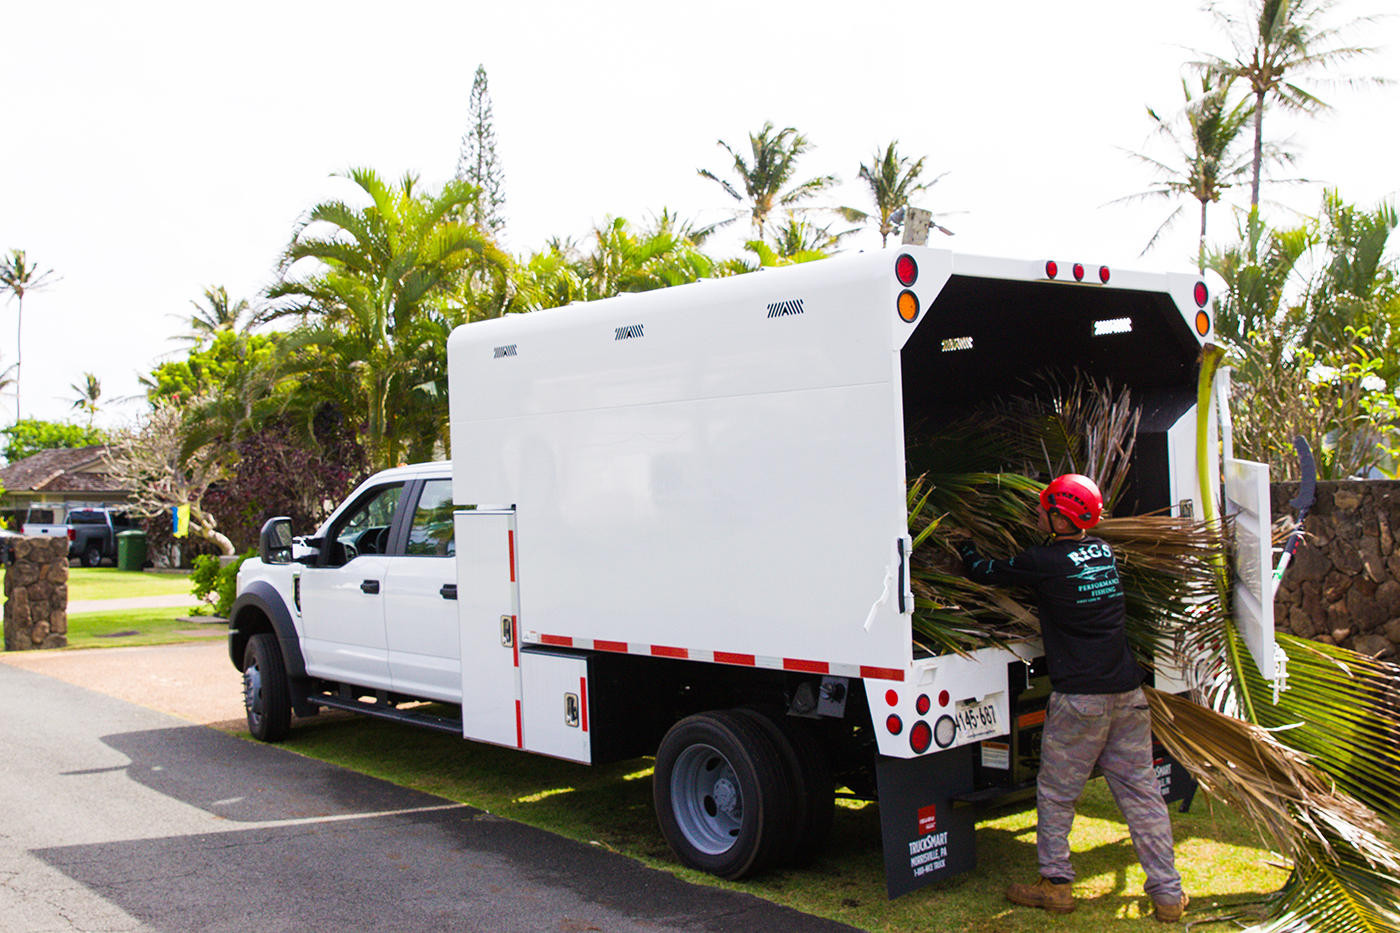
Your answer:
[230,247,1275,897]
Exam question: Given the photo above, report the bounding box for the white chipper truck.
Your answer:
[231,246,1276,897]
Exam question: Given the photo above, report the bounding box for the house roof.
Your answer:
[0,446,124,494]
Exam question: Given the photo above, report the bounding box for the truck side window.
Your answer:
[326,484,404,565]
[405,479,454,557]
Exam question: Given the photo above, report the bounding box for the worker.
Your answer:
[954,473,1187,923]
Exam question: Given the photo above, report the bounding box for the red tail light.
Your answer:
[910,720,933,754]
[1194,281,1209,307]
[1045,260,1058,279]
[895,253,918,286]
[1072,263,1085,282]
[68,528,76,542]
[1099,266,1111,284]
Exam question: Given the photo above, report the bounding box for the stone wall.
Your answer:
[1270,479,1400,659]
[3,536,69,650]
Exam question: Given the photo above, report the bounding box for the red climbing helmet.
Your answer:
[1040,473,1104,530]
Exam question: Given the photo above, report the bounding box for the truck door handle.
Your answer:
[439,584,457,600]
[360,579,380,594]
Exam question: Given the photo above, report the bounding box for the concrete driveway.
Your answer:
[0,641,860,932]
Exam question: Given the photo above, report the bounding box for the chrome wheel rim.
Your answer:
[670,743,742,855]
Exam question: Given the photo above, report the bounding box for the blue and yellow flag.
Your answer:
[171,504,191,538]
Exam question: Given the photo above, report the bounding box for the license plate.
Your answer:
[953,698,1002,741]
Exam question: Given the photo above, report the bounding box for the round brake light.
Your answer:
[1045,260,1058,279]
[887,714,904,735]
[1194,281,1209,307]
[1099,266,1111,284]
[895,253,918,286]
[910,720,932,754]
[916,694,931,715]
[1072,263,1085,282]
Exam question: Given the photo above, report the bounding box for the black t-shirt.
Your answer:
[958,535,1142,694]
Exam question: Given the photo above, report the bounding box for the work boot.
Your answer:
[1153,892,1189,922]
[1005,876,1076,913]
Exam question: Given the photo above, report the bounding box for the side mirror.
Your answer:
[259,516,293,565]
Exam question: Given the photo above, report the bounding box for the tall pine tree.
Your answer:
[455,65,507,236]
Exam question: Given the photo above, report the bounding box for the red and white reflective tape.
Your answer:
[533,633,903,682]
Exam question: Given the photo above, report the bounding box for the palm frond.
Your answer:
[1147,688,1398,867]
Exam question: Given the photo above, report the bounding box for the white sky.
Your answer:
[3,0,1397,429]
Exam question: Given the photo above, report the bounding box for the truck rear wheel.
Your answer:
[243,633,291,742]
[82,545,103,568]
[734,708,834,867]
[653,710,792,879]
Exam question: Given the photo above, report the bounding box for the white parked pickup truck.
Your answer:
[229,247,1274,897]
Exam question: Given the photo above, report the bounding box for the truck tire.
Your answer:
[654,710,793,879]
[243,633,291,742]
[82,545,103,568]
[735,707,835,866]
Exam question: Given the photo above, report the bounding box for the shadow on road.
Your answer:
[31,722,859,932]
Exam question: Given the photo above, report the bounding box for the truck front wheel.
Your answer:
[243,633,291,742]
[653,710,792,879]
[81,545,102,567]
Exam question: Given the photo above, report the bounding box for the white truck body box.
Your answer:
[446,246,1260,760]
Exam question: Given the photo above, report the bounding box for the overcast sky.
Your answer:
[3,0,1396,429]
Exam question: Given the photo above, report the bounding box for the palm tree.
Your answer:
[69,372,101,428]
[840,142,945,247]
[744,218,849,268]
[1117,76,1257,271]
[267,168,506,469]
[698,122,836,239]
[1200,0,1383,216]
[182,286,252,347]
[0,249,56,423]
[576,213,719,299]
[1208,195,1400,478]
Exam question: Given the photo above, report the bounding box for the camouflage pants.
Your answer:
[1037,688,1182,899]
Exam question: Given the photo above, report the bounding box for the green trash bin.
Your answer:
[116,529,147,571]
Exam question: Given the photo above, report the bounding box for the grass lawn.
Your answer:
[64,606,223,649]
[256,713,1288,932]
[67,567,194,601]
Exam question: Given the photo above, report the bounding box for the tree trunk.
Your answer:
[1198,199,1209,274]
[193,514,236,557]
[14,294,21,423]
[1250,88,1265,245]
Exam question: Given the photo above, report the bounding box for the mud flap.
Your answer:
[1151,741,1199,812]
[876,745,977,898]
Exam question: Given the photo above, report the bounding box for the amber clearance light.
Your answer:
[897,290,920,323]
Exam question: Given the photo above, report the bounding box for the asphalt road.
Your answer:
[0,661,859,932]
